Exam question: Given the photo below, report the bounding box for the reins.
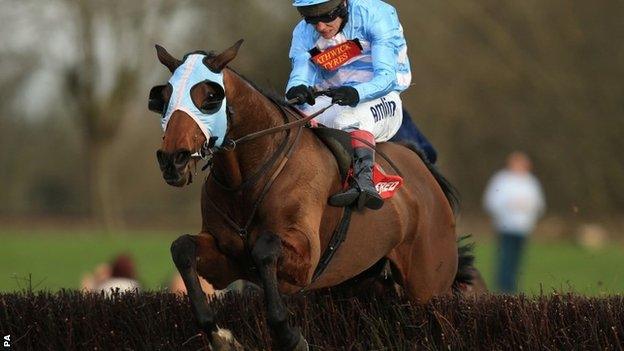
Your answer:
[217,89,332,148]
[227,84,418,179]
[230,101,334,146]
[200,87,405,236]
[209,103,294,192]
[202,91,323,241]
[198,86,407,286]
[215,99,403,178]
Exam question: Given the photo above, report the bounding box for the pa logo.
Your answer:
[3,335,9,348]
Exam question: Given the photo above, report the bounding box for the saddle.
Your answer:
[310,127,353,182]
[310,127,403,201]
[305,126,403,285]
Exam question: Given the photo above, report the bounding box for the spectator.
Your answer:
[81,253,141,295]
[483,151,545,293]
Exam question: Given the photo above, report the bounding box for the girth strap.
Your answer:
[303,205,354,289]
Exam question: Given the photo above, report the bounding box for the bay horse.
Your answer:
[150,41,474,350]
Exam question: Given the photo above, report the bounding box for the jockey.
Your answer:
[286,0,411,210]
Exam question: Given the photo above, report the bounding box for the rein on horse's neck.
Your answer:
[211,69,292,191]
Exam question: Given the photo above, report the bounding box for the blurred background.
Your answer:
[0,0,622,294]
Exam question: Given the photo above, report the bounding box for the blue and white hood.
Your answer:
[162,54,228,147]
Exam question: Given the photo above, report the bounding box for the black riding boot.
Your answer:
[329,146,384,210]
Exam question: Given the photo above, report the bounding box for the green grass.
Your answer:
[0,229,179,292]
[473,240,624,295]
[1,229,623,295]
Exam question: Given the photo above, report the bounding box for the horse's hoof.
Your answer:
[210,327,244,351]
[291,334,309,351]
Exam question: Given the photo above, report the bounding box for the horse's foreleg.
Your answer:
[171,234,243,350]
[252,231,309,351]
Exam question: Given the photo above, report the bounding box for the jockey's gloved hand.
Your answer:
[326,86,360,107]
[286,85,316,105]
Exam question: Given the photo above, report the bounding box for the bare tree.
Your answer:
[59,0,186,229]
[397,0,624,215]
[2,0,622,225]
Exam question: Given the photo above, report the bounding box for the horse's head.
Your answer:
[149,40,243,186]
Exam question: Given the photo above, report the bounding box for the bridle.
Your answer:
[180,79,407,286]
[185,80,403,253]
[190,97,334,164]
[198,93,335,243]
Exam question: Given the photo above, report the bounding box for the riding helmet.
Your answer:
[293,0,344,18]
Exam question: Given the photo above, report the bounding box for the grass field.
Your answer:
[1,229,623,295]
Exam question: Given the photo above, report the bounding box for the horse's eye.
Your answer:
[199,98,222,114]
[191,81,223,113]
[201,100,220,111]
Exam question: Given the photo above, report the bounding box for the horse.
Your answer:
[150,40,475,351]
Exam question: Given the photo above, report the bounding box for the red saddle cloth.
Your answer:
[372,164,403,199]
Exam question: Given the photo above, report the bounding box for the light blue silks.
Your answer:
[287,0,412,102]
[162,54,228,148]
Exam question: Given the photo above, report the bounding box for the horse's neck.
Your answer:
[213,70,288,189]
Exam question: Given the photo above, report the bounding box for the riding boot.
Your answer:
[329,130,384,210]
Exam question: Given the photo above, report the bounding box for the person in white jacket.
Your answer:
[483,151,545,293]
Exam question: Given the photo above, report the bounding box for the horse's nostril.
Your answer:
[156,149,190,186]
[156,150,170,171]
[174,150,191,169]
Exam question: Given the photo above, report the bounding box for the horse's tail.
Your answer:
[395,141,460,215]
[395,142,484,294]
[452,235,475,291]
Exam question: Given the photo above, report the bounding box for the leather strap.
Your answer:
[302,205,354,290]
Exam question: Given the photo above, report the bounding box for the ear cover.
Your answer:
[155,44,182,73]
[204,39,244,73]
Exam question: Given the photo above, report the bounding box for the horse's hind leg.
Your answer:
[171,234,243,350]
[252,231,309,351]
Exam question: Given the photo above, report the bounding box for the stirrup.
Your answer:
[328,188,359,207]
[357,190,384,210]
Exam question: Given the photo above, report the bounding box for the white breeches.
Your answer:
[300,91,403,142]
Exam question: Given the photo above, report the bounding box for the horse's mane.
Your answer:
[201,49,460,213]
[195,50,293,111]
[195,51,459,215]
[229,68,293,109]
